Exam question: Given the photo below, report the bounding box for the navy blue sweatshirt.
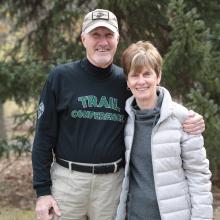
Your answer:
[32,58,131,197]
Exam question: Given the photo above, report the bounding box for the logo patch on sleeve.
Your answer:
[38,102,45,119]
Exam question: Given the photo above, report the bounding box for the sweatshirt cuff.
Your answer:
[35,185,51,198]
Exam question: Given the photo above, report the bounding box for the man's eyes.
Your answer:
[106,34,114,37]
[92,33,99,37]
[91,33,114,38]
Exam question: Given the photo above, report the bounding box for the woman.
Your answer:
[115,41,213,220]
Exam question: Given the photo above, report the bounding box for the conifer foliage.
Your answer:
[0,0,220,179]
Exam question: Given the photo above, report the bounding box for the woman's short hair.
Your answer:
[121,41,163,77]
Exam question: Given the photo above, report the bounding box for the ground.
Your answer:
[0,155,220,219]
[0,155,35,209]
[0,154,35,219]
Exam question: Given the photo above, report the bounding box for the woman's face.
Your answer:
[127,66,161,108]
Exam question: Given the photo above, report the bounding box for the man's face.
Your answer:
[81,27,119,68]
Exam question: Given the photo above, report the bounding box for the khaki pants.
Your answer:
[51,162,124,220]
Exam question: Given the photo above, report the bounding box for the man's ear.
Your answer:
[81,34,86,48]
[116,34,120,43]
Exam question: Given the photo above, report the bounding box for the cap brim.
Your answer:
[83,21,118,34]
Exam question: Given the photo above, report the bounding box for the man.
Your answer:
[32,9,205,220]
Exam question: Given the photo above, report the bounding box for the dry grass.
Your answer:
[0,155,220,219]
[0,155,36,209]
[0,208,35,220]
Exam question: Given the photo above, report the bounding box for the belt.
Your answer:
[56,157,124,174]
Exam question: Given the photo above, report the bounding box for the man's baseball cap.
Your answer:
[82,9,119,34]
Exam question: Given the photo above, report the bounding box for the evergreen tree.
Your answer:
[0,0,220,179]
[164,0,220,179]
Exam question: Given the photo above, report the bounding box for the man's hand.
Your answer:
[183,110,205,135]
[36,195,61,220]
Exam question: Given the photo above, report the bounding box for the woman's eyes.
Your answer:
[131,74,138,77]
[143,72,151,77]
[131,72,151,77]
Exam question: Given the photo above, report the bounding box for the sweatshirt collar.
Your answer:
[80,57,113,79]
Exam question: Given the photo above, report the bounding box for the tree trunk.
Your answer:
[0,102,6,138]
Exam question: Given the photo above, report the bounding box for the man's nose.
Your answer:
[98,37,108,45]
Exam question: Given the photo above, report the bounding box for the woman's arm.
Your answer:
[181,132,213,219]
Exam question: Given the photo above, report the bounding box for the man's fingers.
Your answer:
[52,200,61,217]
[183,109,205,134]
[183,123,205,134]
[36,204,49,214]
[187,109,195,117]
[36,204,50,220]
[184,114,203,125]
[183,120,204,129]
[35,195,59,220]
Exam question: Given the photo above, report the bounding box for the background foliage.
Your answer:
[0,0,219,180]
